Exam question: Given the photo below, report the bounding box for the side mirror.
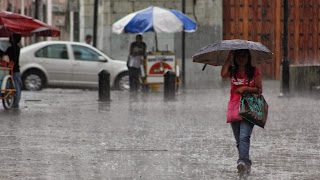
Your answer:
[99,56,107,62]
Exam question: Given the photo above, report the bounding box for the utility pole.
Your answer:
[35,0,39,19]
[47,0,52,41]
[182,0,186,87]
[93,0,99,47]
[47,0,52,25]
[69,0,80,42]
[21,0,25,46]
[21,0,24,15]
[281,0,290,96]
[70,10,74,41]
[34,0,39,42]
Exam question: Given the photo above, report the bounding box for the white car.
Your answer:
[20,41,129,90]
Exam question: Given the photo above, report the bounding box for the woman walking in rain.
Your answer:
[221,49,262,174]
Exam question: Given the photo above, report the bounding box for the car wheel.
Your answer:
[22,70,46,91]
[115,72,129,91]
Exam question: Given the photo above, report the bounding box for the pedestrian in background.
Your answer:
[85,34,92,45]
[5,33,22,108]
[127,34,146,92]
[221,49,263,174]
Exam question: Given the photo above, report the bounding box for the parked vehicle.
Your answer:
[20,41,129,90]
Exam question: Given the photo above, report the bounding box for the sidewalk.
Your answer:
[0,80,319,179]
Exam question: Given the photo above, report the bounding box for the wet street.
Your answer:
[0,80,319,180]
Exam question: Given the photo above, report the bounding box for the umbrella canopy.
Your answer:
[112,6,196,34]
[0,11,60,37]
[193,39,272,66]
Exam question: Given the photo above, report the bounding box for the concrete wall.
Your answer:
[175,25,222,88]
[279,65,320,95]
[80,0,223,86]
[289,66,320,93]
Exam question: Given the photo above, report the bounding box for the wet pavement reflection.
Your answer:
[0,80,319,179]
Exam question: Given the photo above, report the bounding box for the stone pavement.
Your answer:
[0,80,319,180]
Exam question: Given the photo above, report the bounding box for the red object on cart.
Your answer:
[0,60,13,68]
[0,11,60,37]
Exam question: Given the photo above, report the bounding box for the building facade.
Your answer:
[2,0,224,86]
[79,0,223,86]
[0,0,68,42]
[2,0,319,90]
[223,0,320,91]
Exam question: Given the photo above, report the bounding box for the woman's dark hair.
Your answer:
[230,49,256,85]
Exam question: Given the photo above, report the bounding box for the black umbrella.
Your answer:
[193,39,272,69]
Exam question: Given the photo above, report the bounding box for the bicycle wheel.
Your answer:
[2,77,16,110]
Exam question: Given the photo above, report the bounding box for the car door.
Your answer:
[71,44,107,85]
[34,44,73,82]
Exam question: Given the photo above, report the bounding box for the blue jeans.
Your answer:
[230,120,254,166]
[13,72,21,107]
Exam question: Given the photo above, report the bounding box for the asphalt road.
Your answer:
[0,80,319,180]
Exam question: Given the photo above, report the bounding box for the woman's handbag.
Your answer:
[238,92,268,128]
[226,100,243,123]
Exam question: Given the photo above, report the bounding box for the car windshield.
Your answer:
[95,47,114,59]
[72,45,101,61]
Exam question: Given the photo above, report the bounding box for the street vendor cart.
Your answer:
[112,6,197,91]
[0,60,16,109]
[140,51,180,90]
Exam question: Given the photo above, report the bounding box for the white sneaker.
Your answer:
[237,162,247,174]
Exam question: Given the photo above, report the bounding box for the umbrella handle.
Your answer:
[202,64,207,71]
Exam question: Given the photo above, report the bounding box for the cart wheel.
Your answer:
[2,77,16,110]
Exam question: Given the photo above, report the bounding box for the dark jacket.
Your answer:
[5,45,20,72]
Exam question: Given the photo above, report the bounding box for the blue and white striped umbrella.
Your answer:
[112,6,197,34]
